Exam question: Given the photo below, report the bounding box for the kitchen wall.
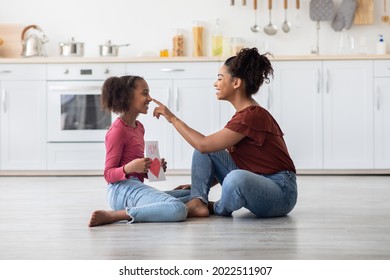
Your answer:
[0,0,387,57]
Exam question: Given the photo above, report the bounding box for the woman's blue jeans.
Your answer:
[107,177,190,223]
[190,150,298,217]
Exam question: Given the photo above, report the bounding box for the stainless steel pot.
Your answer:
[99,40,130,56]
[59,37,84,57]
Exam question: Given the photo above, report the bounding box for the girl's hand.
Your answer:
[161,158,167,172]
[124,158,152,174]
[152,99,176,123]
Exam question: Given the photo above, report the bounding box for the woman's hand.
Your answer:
[124,158,152,174]
[152,99,177,123]
[161,158,167,172]
[174,184,191,190]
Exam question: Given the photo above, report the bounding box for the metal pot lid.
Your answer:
[99,40,130,48]
[60,37,84,45]
[100,40,116,47]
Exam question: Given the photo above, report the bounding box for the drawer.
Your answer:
[0,64,46,80]
[47,142,105,170]
[374,60,390,77]
[126,62,220,79]
[47,63,125,80]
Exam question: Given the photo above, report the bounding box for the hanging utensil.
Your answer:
[309,0,335,55]
[295,0,301,28]
[264,0,278,35]
[242,0,247,5]
[282,0,292,33]
[251,0,260,32]
[230,0,235,5]
[382,0,390,23]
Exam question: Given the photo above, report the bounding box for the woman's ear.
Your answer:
[233,77,243,89]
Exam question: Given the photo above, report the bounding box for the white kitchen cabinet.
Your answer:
[322,60,373,169]
[272,61,323,169]
[0,65,47,170]
[274,60,374,170]
[172,79,220,168]
[126,62,220,170]
[373,61,390,169]
[47,142,105,170]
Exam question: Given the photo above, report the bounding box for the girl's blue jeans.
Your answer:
[107,178,190,223]
[190,150,298,217]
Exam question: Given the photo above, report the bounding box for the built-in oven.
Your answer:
[47,64,125,142]
[46,63,125,170]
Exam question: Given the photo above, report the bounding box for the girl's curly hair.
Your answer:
[100,75,143,114]
[224,48,274,97]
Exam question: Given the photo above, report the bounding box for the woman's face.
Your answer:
[214,65,235,101]
[131,79,152,114]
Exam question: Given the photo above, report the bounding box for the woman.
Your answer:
[88,75,189,227]
[153,48,297,218]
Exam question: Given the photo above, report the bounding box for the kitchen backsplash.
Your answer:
[0,0,387,57]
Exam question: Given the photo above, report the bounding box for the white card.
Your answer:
[145,141,166,182]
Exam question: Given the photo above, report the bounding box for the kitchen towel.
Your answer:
[331,0,358,31]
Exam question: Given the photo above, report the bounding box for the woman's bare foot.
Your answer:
[186,198,209,217]
[88,210,131,227]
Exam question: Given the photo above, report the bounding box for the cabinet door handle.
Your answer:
[316,68,321,93]
[0,70,12,75]
[376,86,381,111]
[160,68,185,72]
[2,89,6,113]
[175,87,180,112]
[166,88,171,108]
[325,69,330,94]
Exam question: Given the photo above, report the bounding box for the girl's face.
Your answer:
[131,79,152,114]
[214,65,235,101]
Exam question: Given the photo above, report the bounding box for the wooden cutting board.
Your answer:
[354,0,374,25]
[0,24,24,58]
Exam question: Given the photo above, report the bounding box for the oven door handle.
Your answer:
[48,85,102,92]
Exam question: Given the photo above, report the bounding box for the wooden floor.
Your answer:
[0,175,389,260]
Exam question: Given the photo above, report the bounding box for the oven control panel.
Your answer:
[47,63,125,80]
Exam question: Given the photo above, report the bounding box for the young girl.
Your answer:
[153,48,297,218]
[88,75,189,227]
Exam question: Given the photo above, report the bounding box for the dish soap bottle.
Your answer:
[211,19,223,56]
[377,35,387,55]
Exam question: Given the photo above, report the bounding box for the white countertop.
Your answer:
[1,54,390,64]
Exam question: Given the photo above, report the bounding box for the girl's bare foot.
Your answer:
[186,198,209,217]
[88,210,131,227]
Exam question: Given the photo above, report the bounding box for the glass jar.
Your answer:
[172,29,184,57]
[192,21,204,57]
[230,37,245,55]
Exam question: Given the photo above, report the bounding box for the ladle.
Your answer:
[251,0,260,32]
[264,0,277,35]
[281,0,291,33]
